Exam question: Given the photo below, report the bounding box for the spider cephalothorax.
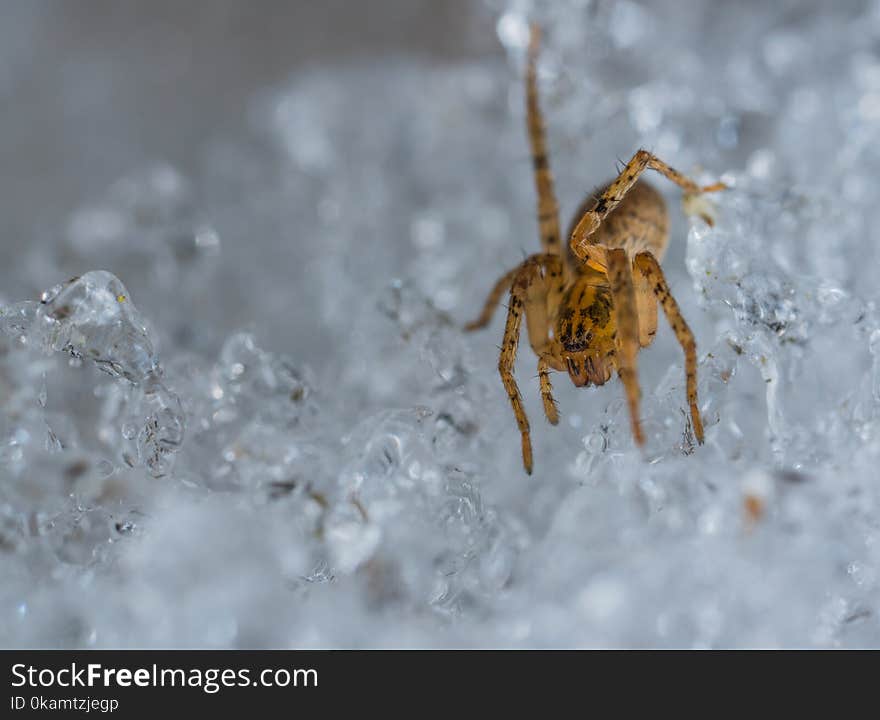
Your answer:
[465,25,725,473]
[554,272,617,387]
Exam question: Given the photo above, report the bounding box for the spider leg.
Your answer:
[607,248,644,446]
[526,24,562,256]
[465,253,559,332]
[633,253,659,347]
[634,251,704,444]
[537,355,559,425]
[464,266,519,331]
[570,149,725,261]
[498,257,547,474]
[525,254,564,426]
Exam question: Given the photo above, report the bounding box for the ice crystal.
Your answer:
[3,0,880,648]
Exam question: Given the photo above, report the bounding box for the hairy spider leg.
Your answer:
[634,251,705,443]
[537,355,559,425]
[526,24,562,257]
[497,256,552,474]
[569,149,725,264]
[464,266,519,331]
[606,247,644,446]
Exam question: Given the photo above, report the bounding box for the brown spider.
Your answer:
[465,25,726,474]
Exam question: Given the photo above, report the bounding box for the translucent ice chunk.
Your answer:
[34,271,157,383]
[4,271,189,479]
[134,376,185,478]
[214,332,313,426]
[332,408,516,613]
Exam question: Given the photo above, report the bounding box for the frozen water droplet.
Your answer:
[35,271,157,382]
[40,282,66,305]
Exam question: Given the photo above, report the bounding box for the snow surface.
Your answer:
[2,0,880,648]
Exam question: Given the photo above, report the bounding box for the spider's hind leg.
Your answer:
[526,24,562,256]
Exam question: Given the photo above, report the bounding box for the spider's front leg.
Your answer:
[538,355,559,426]
[496,256,550,474]
[465,252,563,473]
[607,248,645,447]
[569,149,726,262]
[634,252,704,443]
